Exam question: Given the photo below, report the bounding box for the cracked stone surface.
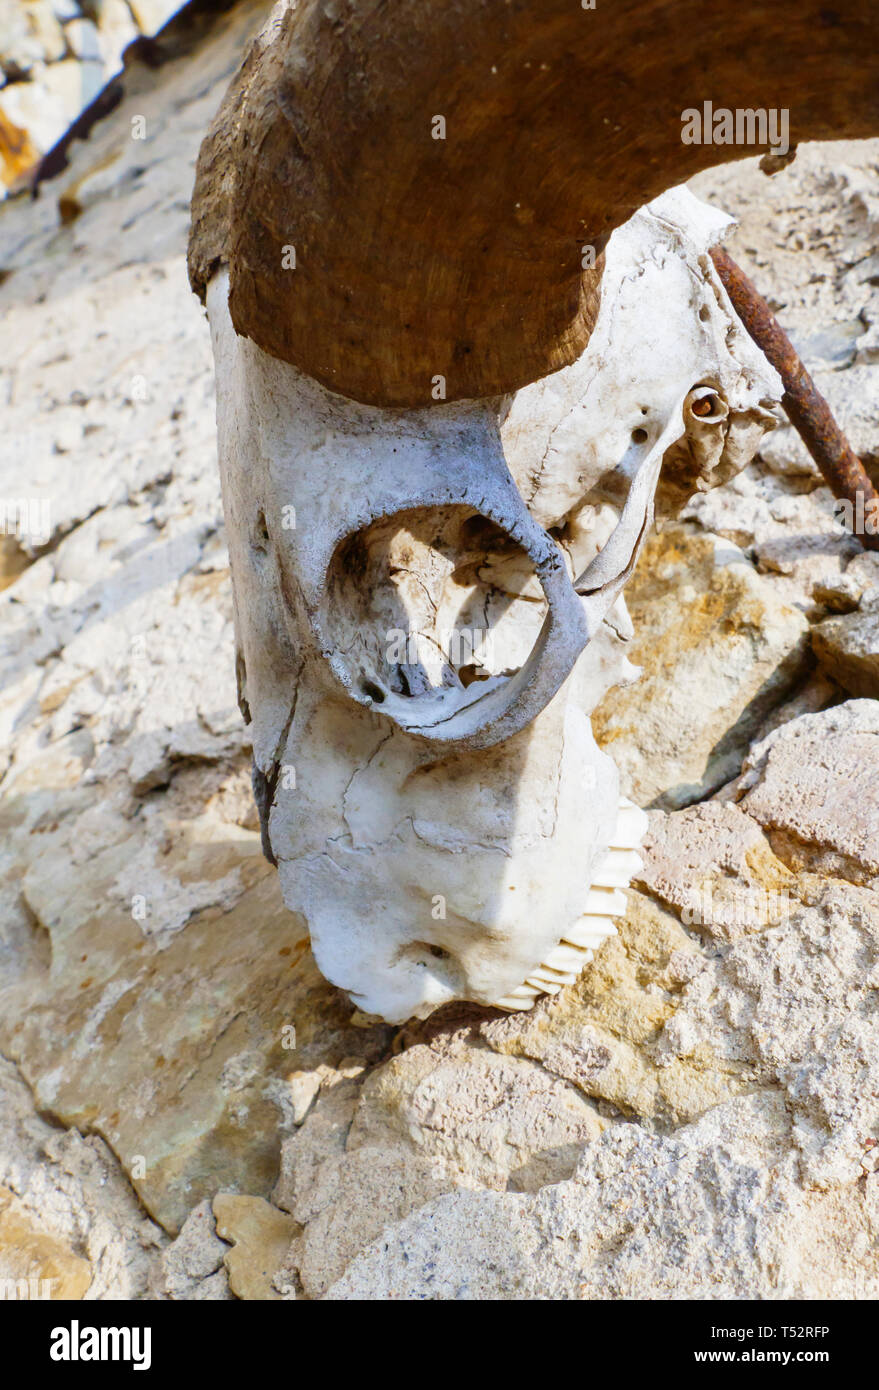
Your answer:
[737,700,879,887]
[1,0,878,1299]
[812,600,879,699]
[591,524,811,808]
[327,1094,879,1300]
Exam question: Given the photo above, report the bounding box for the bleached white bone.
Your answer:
[205,187,780,1023]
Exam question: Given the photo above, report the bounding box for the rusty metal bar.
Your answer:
[710,245,879,552]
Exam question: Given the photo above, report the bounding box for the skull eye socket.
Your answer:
[685,384,729,425]
[324,504,549,714]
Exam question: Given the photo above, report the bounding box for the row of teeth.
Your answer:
[492,798,648,1011]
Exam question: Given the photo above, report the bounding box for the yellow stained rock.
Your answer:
[0,1188,91,1300]
[213,1193,299,1301]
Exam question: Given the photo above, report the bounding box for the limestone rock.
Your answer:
[654,873,879,1186]
[64,18,102,62]
[682,468,862,615]
[735,669,840,751]
[680,148,879,629]
[0,0,388,1243]
[0,69,77,158]
[37,56,106,124]
[151,1198,231,1300]
[1,831,394,1232]
[812,601,879,698]
[283,1147,454,1300]
[328,1187,532,1302]
[739,700,879,885]
[0,1056,167,1299]
[758,366,879,478]
[270,1067,452,1298]
[691,144,879,403]
[89,0,139,71]
[0,0,214,195]
[0,1185,92,1299]
[811,551,879,615]
[285,1071,323,1126]
[349,1044,606,1192]
[0,0,66,77]
[591,525,811,807]
[327,1095,879,1300]
[638,800,795,939]
[213,1194,298,1301]
[322,774,879,1295]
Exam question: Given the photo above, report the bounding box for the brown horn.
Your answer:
[188,0,879,408]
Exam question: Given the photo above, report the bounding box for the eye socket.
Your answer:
[686,385,728,423]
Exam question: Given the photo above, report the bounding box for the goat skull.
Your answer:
[205,186,778,1023]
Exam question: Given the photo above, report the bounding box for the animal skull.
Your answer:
[205,186,779,1023]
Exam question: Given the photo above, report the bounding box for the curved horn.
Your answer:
[189,0,878,407]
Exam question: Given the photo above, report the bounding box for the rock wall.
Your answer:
[0,0,878,1299]
[0,0,191,194]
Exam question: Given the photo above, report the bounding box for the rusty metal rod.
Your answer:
[710,245,879,552]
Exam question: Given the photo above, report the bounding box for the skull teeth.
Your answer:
[563,915,617,949]
[582,886,627,916]
[591,847,643,888]
[505,982,543,1001]
[524,973,564,994]
[542,942,593,974]
[611,799,650,849]
[491,796,644,1013]
[529,965,580,986]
